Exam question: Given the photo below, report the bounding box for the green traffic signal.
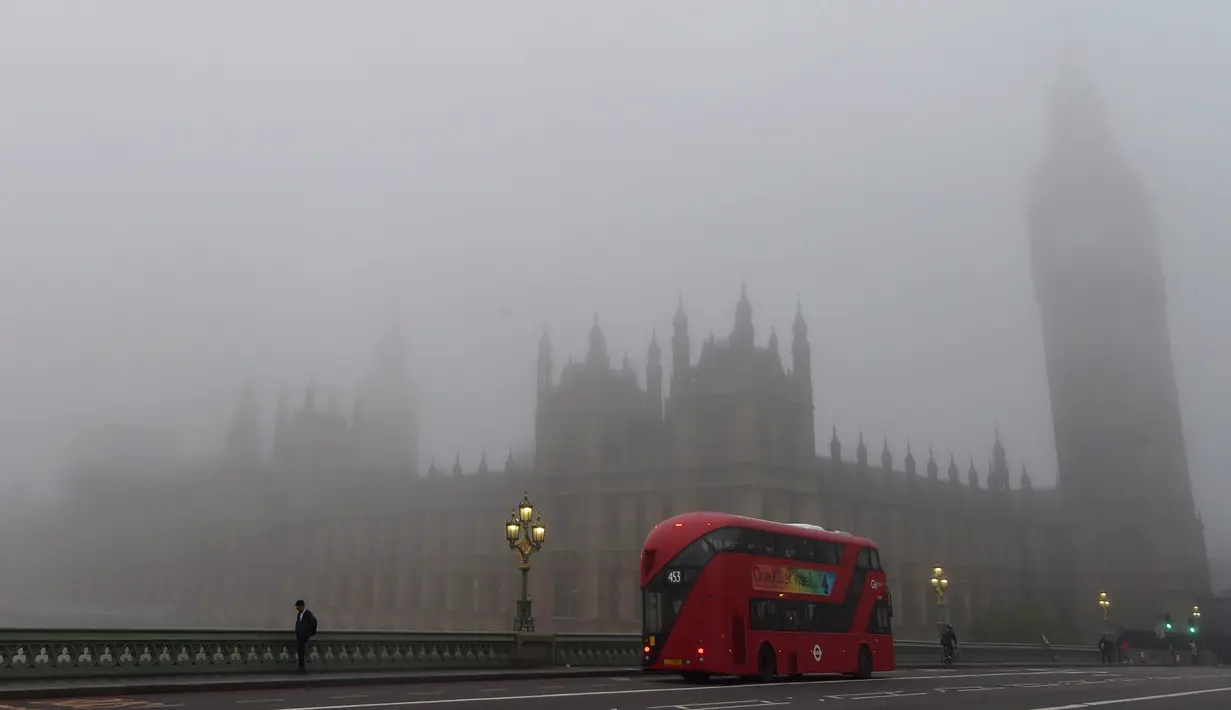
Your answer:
[1189,626,1197,634]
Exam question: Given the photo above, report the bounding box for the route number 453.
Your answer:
[667,570,682,584]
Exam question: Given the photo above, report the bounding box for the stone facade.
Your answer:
[12,291,1062,641]
[3,62,1208,642]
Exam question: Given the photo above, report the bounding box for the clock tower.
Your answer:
[1027,59,1209,628]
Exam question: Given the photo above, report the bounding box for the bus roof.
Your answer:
[645,511,877,549]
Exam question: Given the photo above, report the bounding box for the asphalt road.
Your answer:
[3,667,1230,710]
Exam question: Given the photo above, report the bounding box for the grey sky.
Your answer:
[2,2,1229,549]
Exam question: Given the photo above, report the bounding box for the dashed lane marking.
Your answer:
[33,702,181,710]
[823,691,927,701]
[649,701,791,709]
[235,701,285,705]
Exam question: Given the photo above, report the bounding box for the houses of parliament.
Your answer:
[8,63,1210,642]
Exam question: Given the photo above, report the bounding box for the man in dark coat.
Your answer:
[294,600,318,673]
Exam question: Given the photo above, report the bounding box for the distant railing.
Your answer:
[0,629,1099,681]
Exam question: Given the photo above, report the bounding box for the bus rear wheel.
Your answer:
[681,671,710,684]
[756,643,776,683]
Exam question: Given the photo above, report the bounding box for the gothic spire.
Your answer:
[731,282,755,348]
[586,313,610,369]
[792,299,807,339]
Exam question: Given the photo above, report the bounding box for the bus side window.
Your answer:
[784,604,802,630]
[814,541,838,565]
[744,530,776,557]
[868,548,883,571]
[779,535,798,560]
[739,529,760,555]
[855,547,871,569]
[798,538,816,563]
[704,527,741,553]
[750,599,780,631]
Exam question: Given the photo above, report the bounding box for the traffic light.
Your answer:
[1188,616,1199,635]
[1163,613,1174,631]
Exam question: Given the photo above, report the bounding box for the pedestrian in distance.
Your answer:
[294,599,318,673]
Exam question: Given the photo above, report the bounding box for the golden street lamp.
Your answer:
[505,491,547,632]
[1193,605,1202,622]
[1098,592,1111,621]
[930,563,950,624]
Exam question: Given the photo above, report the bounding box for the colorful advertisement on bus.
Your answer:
[751,563,836,597]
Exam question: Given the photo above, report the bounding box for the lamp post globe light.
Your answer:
[1099,592,1111,621]
[505,491,547,633]
[930,563,950,624]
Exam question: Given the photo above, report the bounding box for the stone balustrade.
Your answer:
[0,629,1099,681]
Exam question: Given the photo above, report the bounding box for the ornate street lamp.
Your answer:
[930,563,950,624]
[1098,592,1111,621]
[1193,605,1202,622]
[505,491,547,633]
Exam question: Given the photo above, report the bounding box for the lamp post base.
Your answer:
[514,599,535,633]
[513,566,534,633]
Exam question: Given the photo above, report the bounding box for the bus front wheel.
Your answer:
[756,643,776,683]
[854,646,873,679]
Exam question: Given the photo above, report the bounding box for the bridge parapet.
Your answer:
[0,629,517,681]
[0,629,1099,681]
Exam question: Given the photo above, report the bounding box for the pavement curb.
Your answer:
[0,663,1099,700]
[0,668,643,700]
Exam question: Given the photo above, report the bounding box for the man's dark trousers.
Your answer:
[297,640,308,671]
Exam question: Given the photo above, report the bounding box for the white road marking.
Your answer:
[824,691,926,701]
[271,669,1099,709]
[236,702,285,705]
[649,701,789,709]
[1028,685,1231,709]
[327,698,368,701]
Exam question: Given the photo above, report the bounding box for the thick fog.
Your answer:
[2,2,1230,573]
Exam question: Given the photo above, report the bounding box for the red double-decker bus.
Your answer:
[640,512,894,682]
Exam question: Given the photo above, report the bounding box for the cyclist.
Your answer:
[940,623,958,664]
